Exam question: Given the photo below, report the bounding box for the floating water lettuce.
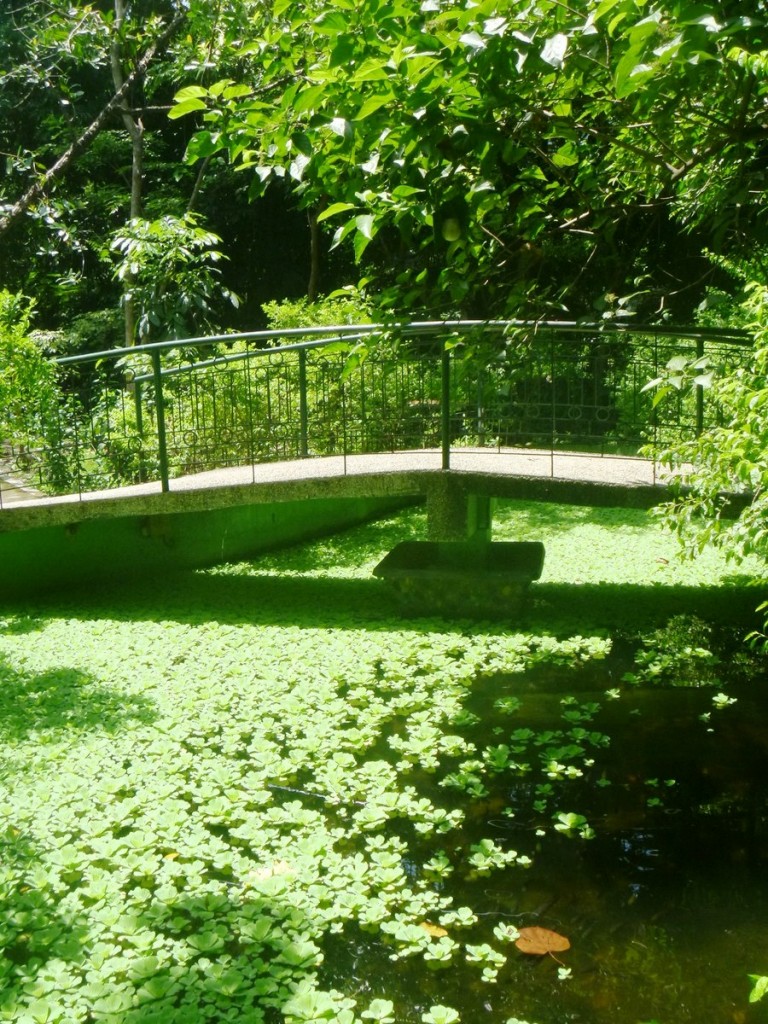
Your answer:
[0,502,758,1024]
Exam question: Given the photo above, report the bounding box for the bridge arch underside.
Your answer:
[0,469,722,601]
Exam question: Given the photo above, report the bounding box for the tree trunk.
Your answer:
[307,207,321,302]
[112,0,146,346]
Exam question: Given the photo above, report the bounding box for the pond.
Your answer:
[317,640,768,1024]
[0,501,766,1024]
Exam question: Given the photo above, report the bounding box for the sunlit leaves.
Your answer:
[172,0,768,314]
[749,974,768,1004]
[109,213,238,339]
[168,85,209,119]
[652,283,768,567]
[540,33,568,68]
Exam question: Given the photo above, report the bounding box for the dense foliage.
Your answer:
[654,282,768,563]
[0,290,72,489]
[1,1,766,333]
[170,0,768,318]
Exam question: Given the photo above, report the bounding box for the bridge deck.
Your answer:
[0,448,671,533]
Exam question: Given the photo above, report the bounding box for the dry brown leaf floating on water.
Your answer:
[515,926,571,956]
[419,921,449,938]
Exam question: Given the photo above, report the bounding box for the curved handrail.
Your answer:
[0,318,753,506]
[53,318,751,369]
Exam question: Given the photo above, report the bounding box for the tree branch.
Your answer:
[0,9,185,240]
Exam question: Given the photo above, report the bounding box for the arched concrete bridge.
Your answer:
[0,446,686,600]
[0,320,751,598]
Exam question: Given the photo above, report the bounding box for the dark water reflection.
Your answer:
[323,659,768,1024]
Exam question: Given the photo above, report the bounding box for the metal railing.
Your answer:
[0,320,751,505]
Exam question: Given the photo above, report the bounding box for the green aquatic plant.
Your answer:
[361,998,396,1023]
[749,974,768,1003]
[623,615,722,688]
[553,812,595,840]
[467,838,519,877]
[439,905,478,929]
[283,984,357,1023]
[422,1006,460,1024]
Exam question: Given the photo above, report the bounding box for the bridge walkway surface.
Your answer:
[0,448,669,522]
[1,319,752,597]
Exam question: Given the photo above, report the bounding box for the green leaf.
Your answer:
[187,930,225,952]
[459,32,486,51]
[749,975,768,1003]
[391,185,425,199]
[541,33,568,68]
[136,975,176,1003]
[223,83,252,101]
[314,10,349,34]
[186,131,222,159]
[355,214,375,240]
[552,142,579,167]
[331,217,358,249]
[173,85,209,101]
[290,153,311,181]
[92,991,134,1014]
[293,84,327,114]
[169,97,207,120]
[614,44,655,98]
[328,117,353,139]
[356,94,394,120]
[350,58,392,83]
[317,202,358,224]
[127,955,161,981]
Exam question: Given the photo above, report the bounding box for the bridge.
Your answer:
[0,320,750,597]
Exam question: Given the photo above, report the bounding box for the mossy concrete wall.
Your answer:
[0,495,409,600]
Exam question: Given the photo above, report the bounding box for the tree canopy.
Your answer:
[1,0,766,330]
[2,0,768,599]
[170,0,768,318]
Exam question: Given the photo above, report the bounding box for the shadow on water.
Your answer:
[0,822,326,1024]
[0,613,45,635]
[0,655,156,742]
[0,830,90,997]
[3,573,762,638]
[114,889,319,1024]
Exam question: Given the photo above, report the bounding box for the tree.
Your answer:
[110,213,239,339]
[2,1,766,333]
[0,0,323,335]
[0,0,192,333]
[170,0,768,318]
[0,2,186,241]
[652,279,768,563]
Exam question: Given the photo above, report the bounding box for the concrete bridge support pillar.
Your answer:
[426,474,494,542]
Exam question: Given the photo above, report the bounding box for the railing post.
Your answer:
[298,348,309,458]
[441,345,451,471]
[133,379,147,483]
[549,331,556,477]
[695,336,704,436]
[151,348,170,493]
[476,368,485,447]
